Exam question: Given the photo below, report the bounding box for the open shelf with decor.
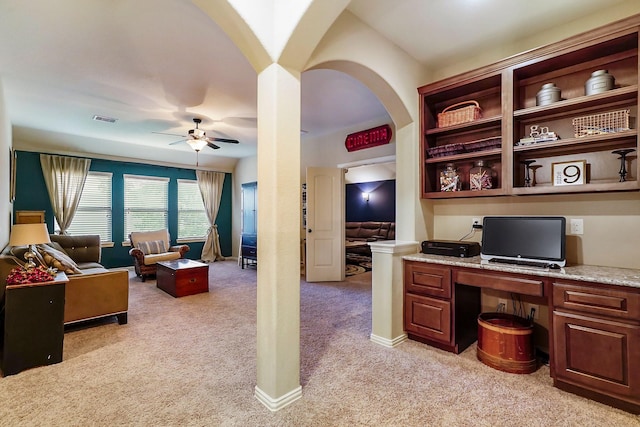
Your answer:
[420,73,504,198]
[418,16,640,199]
[511,29,638,194]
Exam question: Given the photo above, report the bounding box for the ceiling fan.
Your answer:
[156,118,240,152]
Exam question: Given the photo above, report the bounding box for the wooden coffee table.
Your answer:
[156,259,209,298]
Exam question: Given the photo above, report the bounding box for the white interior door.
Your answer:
[305,167,345,282]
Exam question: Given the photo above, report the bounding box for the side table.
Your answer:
[1,272,68,376]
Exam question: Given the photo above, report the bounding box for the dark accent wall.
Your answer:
[12,151,232,268]
[345,179,395,222]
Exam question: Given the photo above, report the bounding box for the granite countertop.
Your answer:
[403,253,640,289]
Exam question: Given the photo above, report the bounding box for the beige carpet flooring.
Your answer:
[0,260,638,426]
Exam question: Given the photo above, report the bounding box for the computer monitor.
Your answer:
[481,216,566,267]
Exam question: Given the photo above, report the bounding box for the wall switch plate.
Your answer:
[570,218,584,235]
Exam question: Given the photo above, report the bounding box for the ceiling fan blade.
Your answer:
[152,131,187,138]
[207,142,221,150]
[169,139,187,145]
[209,137,240,144]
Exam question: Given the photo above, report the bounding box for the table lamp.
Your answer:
[8,223,51,269]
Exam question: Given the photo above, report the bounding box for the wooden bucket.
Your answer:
[477,312,536,374]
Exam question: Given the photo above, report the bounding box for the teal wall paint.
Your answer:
[13,151,232,268]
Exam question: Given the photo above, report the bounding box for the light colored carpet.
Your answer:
[0,260,638,426]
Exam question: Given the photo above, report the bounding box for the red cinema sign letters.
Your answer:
[345,124,392,152]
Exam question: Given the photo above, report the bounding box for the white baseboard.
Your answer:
[254,385,302,412]
[370,333,407,348]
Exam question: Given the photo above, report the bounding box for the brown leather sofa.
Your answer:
[0,234,129,325]
[345,221,395,255]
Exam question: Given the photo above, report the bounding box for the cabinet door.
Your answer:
[405,293,451,344]
[3,283,65,376]
[553,310,640,401]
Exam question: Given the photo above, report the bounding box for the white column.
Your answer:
[369,240,419,347]
[254,63,302,411]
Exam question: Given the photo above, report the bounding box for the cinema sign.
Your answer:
[345,124,392,152]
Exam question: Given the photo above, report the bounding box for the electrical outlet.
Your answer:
[570,218,584,235]
[472,217,482,227]
[498,298,509,313]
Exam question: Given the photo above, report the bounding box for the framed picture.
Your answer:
[9,149,16,201]
[552,160,586,186]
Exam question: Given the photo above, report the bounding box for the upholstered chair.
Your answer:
[129,229,189,281]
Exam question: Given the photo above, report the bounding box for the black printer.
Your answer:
[421,240,481,258]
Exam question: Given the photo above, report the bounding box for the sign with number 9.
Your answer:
[552,160,586,186]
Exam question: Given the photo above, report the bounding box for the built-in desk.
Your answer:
[403,254,640,414]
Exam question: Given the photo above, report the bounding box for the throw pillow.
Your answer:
[36,244,82,275]
[48,241,69,255]
[137,240,167,255]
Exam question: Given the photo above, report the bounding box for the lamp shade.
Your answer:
[8,223,51,246]
[187,139,208,152]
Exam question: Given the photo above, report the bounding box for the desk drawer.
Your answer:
[454,270,544,297]
[553,281,640,321]
[241,234,257,246]
[404,262,451,298]
[242,246,257,258]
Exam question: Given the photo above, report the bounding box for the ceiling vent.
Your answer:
[92,115,117,123]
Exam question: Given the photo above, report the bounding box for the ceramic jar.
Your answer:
[585,70,614,95]
[536,83,561,106]
[440,163,461,192]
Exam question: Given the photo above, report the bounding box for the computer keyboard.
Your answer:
[488,258,550,269]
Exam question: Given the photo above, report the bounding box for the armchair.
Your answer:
[129,229,189,281]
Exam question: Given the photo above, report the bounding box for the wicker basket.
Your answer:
[438,100,482,128]
[572,109,630,138]
[427,142,465,158]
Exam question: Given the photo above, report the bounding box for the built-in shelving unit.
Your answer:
[418,16,640,199]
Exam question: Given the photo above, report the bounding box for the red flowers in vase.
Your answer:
[6,265,55,285]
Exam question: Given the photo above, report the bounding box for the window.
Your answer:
[177,179,208,239]
[59,172,112,242]
[124,175,169,241]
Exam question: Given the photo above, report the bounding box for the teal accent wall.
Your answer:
[13,151,232,268]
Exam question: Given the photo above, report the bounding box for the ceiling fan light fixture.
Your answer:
[186,139,208,152]
[189,128,206,139]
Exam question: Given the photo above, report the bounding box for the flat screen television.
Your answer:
[481,216,566,267]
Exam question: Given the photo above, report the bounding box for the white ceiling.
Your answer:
[0,0,626,168]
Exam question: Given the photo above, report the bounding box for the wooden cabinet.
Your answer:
[404,263,453,348]
[403,258,640,413]
[403,261,480,353]
[552,280,640,413]
[240,233,257,269]
[418,16,639,198]
[14,210,45,224]
[1,274,67,376]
